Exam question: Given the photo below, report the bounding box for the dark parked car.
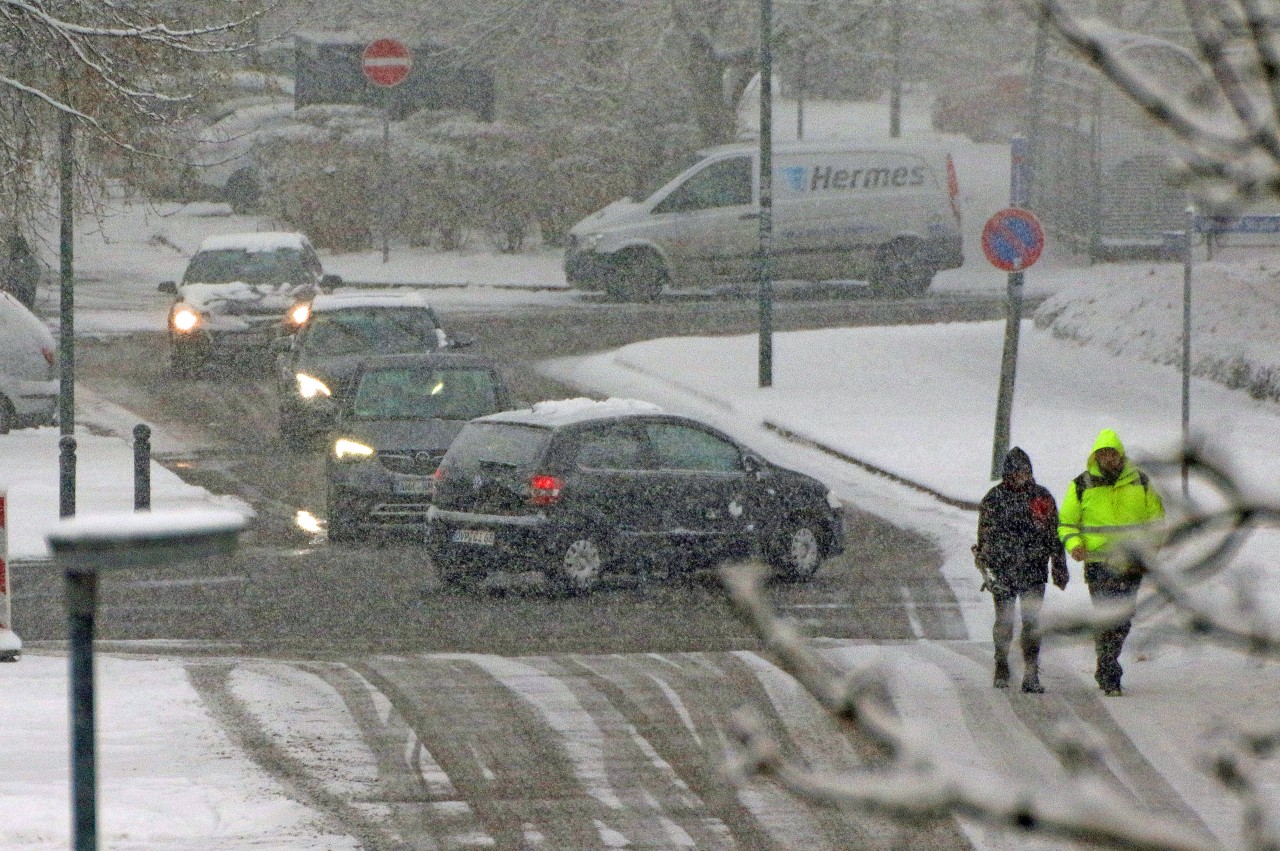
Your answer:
[325,352,512,542]
[160,231,340,377]
[273,288,471,450]
[425,398,844,592]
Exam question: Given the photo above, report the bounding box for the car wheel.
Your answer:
[225,167,261,215]
[326,488,362,543]
[436,553,484,590]
[549,536,606,594]
[768,520,824,582]
[279,409,313,452]
[606,252,666,303]
[0,397,12,435]
[870,240,932,298]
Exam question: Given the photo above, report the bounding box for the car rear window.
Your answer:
[351,367,501,421]
[301,308,441,357]
[442,422,552,473]
[184,248,309,284]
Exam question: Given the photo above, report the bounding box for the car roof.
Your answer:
[309,288,436,312]
[196,231,310,253]
[475,397,664,429]
[352,352,499,372]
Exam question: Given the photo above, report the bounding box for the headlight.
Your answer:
[171,305,200,333]
[826,490,842,510]
[287,301,311,327]
[295,372,332,399]
[332,438,375,461]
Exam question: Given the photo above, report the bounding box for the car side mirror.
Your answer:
[270,335,295,354]
[447,331,476,349]
[320,274,342,292]
[158,281,177,295]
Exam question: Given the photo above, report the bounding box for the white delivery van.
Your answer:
[564,140,963,300]
[0,291,56,432]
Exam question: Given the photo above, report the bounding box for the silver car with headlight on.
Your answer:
[159,231,340,377]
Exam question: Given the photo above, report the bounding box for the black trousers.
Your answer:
[1084,562,1142,689]
[992,582,1045,670]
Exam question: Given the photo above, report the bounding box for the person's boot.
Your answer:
[993,657,1010,689]
[1021,662,1044,694]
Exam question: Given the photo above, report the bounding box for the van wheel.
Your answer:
[607,253,666,302]
[871,240,932,298]
[549,536,605,594]
[768,519,824,582]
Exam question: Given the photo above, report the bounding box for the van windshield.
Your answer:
[636,152,706,201]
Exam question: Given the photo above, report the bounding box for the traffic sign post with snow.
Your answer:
[362,38,413,88]
[982,207,1045,271]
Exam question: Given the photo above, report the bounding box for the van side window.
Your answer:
[645,423,742,473]
[575,425,647,470]
[653,156,752,214]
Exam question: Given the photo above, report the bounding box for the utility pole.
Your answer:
[889,0,902,137]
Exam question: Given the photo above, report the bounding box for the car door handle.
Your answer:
[738,212,760,220]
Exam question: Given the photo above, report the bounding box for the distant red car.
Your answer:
[931,71,1028,143]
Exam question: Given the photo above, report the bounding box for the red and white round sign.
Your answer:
[362,38,413,88]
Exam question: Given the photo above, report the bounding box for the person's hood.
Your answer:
[1002,446,1034,481]
[1087,428,1126,476]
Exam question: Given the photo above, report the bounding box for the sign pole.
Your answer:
[0,492,19,661]
[1181,204,1194,497]
[381,99,391,264]
[757,0,774,388]
[361,38,413,266]
[986,142,1043,479]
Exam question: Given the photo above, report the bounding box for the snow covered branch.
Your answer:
[1027,0,1280,209]
[720,549,1276,850]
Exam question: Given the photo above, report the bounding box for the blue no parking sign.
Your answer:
[982,208,1045,271]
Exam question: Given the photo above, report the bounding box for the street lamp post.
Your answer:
[47,509,244,851]
[758,0,775,388]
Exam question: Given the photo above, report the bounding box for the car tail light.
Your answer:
[528,474,563,506]
[41,345,54,366]
[945,153,961,223]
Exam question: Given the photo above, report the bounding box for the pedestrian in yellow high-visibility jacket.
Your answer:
[1058,428,1164,697]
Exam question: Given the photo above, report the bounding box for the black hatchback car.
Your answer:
[325,353,513,542]
[425,398,844,592]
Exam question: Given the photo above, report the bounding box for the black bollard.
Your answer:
[59,434,76,518]
[133,424,151,511]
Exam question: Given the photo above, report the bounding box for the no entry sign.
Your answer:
[982,207,1045,271]
[362,38,413,88]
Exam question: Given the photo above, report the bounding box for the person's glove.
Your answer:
[1052,557,1069,590]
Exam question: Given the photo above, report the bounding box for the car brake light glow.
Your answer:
[529,474,563,506]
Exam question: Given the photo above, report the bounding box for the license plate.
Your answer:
[452,528,495,546]
[393,477,434,496]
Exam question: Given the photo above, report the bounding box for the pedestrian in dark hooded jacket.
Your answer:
[0,233,39,310]
[976,447,1068,693]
